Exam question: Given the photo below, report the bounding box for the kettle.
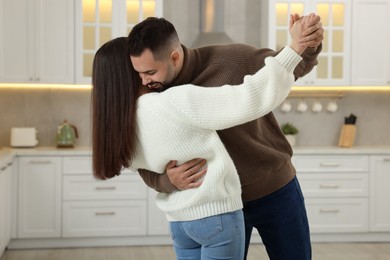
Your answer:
[56,119,78,148]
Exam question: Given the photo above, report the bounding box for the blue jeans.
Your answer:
[243,176,311,260]
[169,210,245,260]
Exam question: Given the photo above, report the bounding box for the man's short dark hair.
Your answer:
[127,17,179,60]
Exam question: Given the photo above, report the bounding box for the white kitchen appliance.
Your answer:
[10,127,39,147]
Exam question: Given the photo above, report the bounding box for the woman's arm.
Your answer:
[162,46,302,131]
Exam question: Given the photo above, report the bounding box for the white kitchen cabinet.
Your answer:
[268,0,351,85]
[0,0,74,83]
[148,189,170,235]
[75,0,163,83]
[370,155,390,231]
[62,156,148,237]
[351,0,390,85]
[0,157,12,257]
[17,157,62,238]
[293,154,370,233]
[63,200,147,237]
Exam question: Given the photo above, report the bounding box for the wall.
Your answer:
[0,89,91,148]
[274,93,390,146]
[1,90,390,148]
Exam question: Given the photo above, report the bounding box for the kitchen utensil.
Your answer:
[312,100,323,113]
[280,100,292,113]
[10,127,39,147]
[344,114,357,125]
[56,120,78,148]
[297,100,308,113]
[339,114,358,147]
[327,100,338,113]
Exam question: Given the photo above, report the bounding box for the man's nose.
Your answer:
[140,75,150,86]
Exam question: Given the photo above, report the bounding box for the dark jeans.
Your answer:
[243,176,311,260]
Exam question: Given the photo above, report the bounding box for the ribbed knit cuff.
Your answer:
[274,46,303,73]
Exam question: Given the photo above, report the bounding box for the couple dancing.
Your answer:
[92,13,323,260]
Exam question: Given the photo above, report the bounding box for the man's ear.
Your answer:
[170,50,180,66]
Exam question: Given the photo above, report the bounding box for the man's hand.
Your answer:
[299,13,324,48]
[165,159,207,190]
[290,13,324,49]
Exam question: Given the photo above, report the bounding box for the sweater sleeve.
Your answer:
[294,45,322,80]
[162,46,302,131]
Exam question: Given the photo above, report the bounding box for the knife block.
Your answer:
[338,124,356,148]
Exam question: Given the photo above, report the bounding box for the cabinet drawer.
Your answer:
[292,155,369,172]
[62,200,147,237]
[305,198,369,233]
[63,175,147,200]
[299,173,369,198]
[63,156,92,175]
[63,156,138,175]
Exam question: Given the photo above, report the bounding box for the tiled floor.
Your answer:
[1,242,390,260]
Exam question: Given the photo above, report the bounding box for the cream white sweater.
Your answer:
[131,46,302,221]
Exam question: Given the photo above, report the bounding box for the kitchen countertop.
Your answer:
[0,148,14,165]
[1,146,390,161]
[0,146,91,157]
[293,146,390,155]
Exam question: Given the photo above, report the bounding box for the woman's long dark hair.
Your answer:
[91,37,141,180]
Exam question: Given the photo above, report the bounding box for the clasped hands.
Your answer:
[290,13,324,54]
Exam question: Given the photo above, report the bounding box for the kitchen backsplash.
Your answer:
[274,93,390,146]
[0,89,92,148]
[0,89,390,148]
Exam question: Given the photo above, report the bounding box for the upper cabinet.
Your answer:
[351,0,390,86]
[0,0,74,84]
[75,0,163,84]
[268,0,351,86]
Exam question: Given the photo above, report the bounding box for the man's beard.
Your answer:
[148,82,169,93]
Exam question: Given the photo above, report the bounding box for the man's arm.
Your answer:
[138,159,207,192]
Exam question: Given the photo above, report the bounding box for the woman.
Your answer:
[91,21,305,260]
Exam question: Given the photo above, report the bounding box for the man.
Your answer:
[128,14,323,260]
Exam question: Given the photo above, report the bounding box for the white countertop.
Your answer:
[0,146,91,158]
[293,146,390,155]
[1,146,390,162]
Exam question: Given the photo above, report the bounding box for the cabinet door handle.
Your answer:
[95,212,116,216]
[319,162,340,167]
[1,166,7,171]
[319,184,340,189]
[7,162,13,166]
[383,158,390,162]
[95,186,116,190]
[29,160,51,164]
[320,208,340,213]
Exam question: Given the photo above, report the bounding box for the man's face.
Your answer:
[130,49,175,92]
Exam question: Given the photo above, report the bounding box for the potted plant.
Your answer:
[281,122,298,146]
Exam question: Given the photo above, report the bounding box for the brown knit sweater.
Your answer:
[137,43,321,202]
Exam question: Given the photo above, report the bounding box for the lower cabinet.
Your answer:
[293,154,370,233]
[63,200,147,237]
[370,155,390,231]
[148,189,170,235]
[9,151,390,247]
[62,156,148,237]
[305,198,369,233]
[0,156,12,256]
[17,156,62,238]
